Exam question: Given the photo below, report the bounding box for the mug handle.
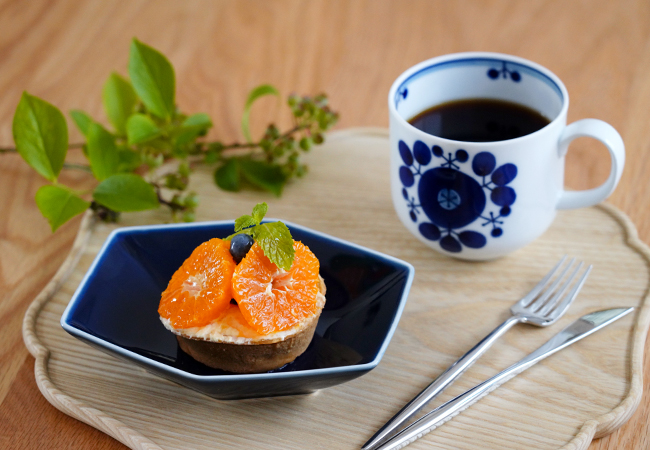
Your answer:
[556,118,625,209]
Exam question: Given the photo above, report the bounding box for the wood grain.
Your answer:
[19,130,650,449]
[1,1,650,449]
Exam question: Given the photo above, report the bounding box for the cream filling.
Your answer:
[161,292,326,345]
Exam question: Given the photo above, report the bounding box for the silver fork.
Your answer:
[362,256,592,450]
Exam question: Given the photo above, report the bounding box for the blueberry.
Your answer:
[230,234,254,263]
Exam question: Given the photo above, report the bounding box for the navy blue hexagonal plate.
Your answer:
[61,220,414,400]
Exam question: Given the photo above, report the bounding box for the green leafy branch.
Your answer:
[4,38,338,231]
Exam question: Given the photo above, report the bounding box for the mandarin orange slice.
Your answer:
[232,241,320,335]
[159,238,236,329]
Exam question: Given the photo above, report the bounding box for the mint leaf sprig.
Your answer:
[2,39,338,232]
[227,202,295,271]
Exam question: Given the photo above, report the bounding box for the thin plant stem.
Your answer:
[194,123,308,154]
[151,182,184,211]
[0,142,85,153]
[63,163,92,172]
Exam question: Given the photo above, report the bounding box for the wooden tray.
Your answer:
[23,129,650,450]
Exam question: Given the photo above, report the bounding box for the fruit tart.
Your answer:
[158,203,326,373]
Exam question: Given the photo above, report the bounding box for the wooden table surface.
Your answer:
[1,1,649,449]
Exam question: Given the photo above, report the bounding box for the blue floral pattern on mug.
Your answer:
[399,140,517,253]
[395,87,409,107]
[487,61,521,82]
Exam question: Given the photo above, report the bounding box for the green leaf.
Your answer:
[241,84,279,142]
[35,185,90,232]
[87,122,119,181]
[235,214,256,232]
[69,110,94,137]
[235,202,269,231]
[184,112,212,129]
[239,159,286,196]
[128,39,175,120]
[252,202,268,223]
[174,113,213,146]
[103,72,137,135]
[126,114,161,145]
[93,173,159,212]
[234,201,267,231]
[12,92,68,182]
[214,158,241,192]
[255,222,295,270]
[117,148,142,172]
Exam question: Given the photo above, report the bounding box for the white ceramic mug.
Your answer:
[389,52,625,260]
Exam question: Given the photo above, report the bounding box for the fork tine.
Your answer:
[537,261,583,315]
[526,257,576,311]
[529,258,576,312]
[519,255,568,306]
[547,264,593,320]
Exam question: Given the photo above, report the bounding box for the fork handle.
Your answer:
[375,353,537,450]
[361,315,521,450]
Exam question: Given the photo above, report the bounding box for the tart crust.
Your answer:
[168,276,326,373]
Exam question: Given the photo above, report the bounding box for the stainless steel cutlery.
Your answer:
[363,257,615,450]
[373,307,634,450]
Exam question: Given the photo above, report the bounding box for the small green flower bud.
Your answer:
[182,211,196,222]
[184,192,199,208]
[178,161,190,177]
[299,137,312,151]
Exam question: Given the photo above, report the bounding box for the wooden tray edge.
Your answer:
[19,129,650,450]
[21,210,163,450]
[560,202,650,450]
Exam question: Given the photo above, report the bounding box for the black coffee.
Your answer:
[408,98,550,142]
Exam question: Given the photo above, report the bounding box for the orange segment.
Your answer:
[232,241,320,335]
[159,238,236,328]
